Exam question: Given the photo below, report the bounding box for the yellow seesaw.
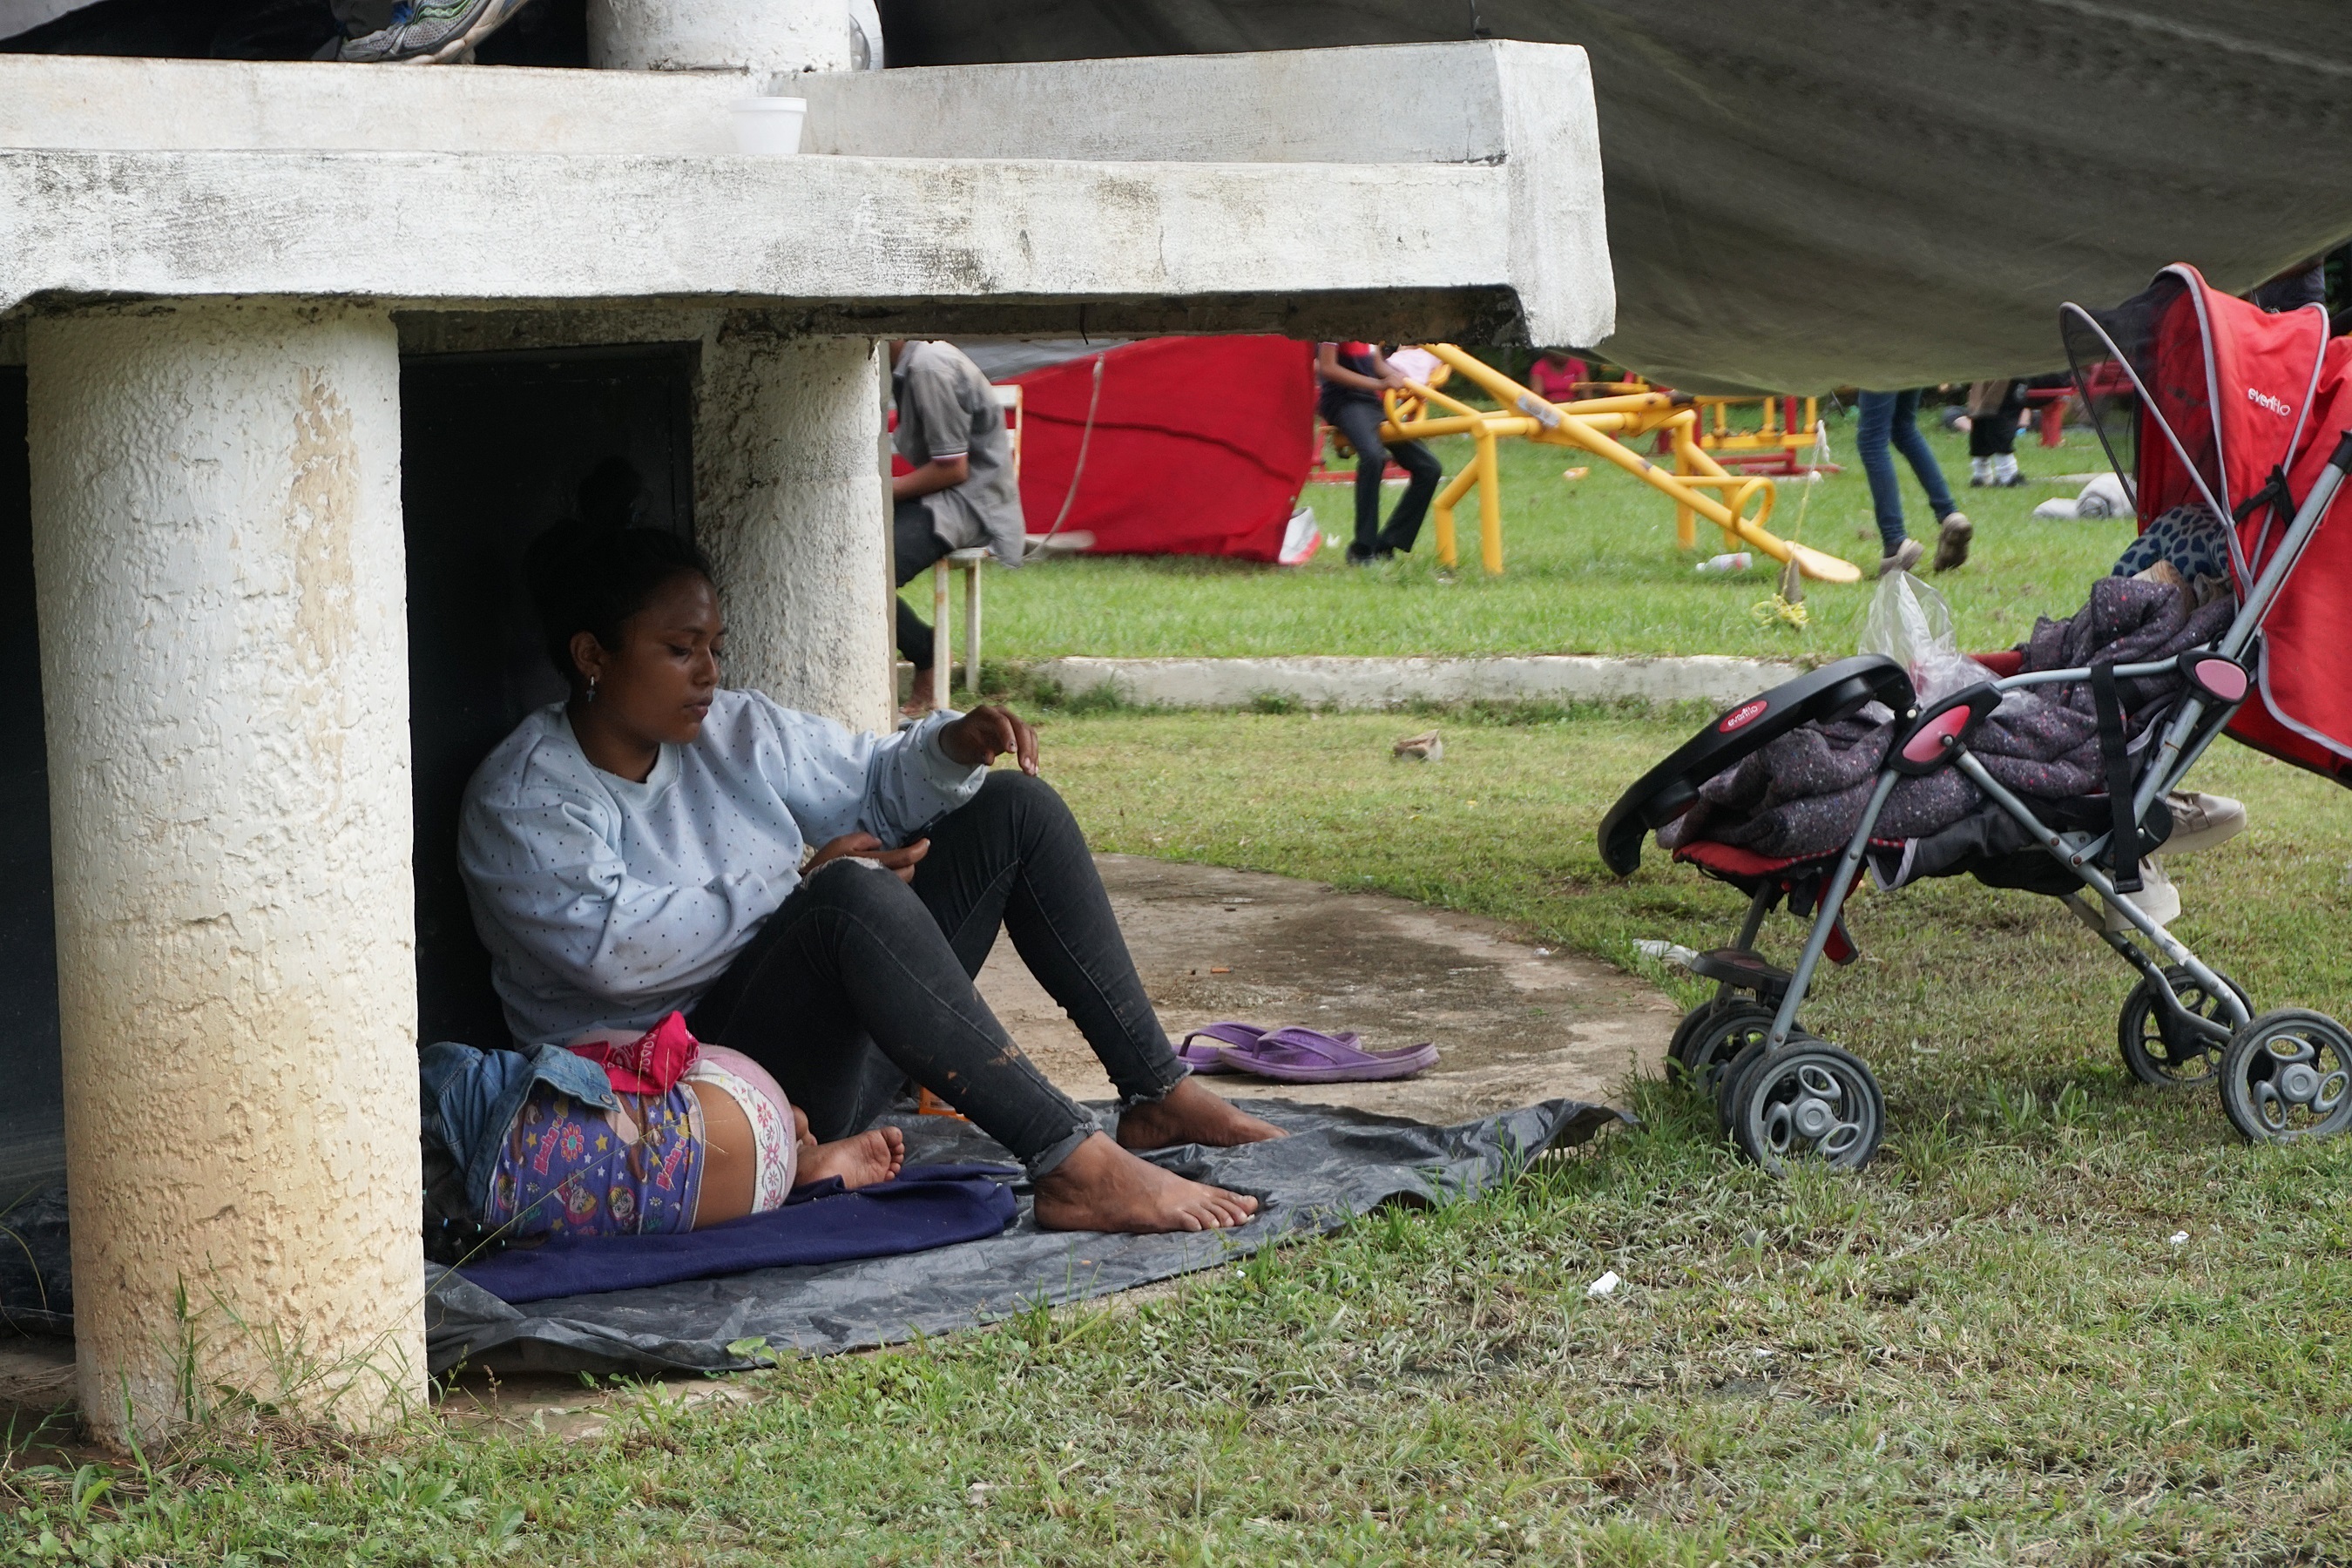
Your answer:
[1375,345,1860,585]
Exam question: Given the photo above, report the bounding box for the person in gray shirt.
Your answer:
[893,341,1024,713]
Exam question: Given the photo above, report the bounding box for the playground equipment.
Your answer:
[1690,395,1829,475]
[1376,346,1861,584]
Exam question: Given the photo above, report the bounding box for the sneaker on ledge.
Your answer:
[341,0,534,63]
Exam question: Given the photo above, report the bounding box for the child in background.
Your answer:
[1966,379,2027,488]
[1528,349,1591,403]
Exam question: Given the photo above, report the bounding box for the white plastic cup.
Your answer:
[731,96,808,156]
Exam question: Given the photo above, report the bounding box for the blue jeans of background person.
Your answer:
[1855,389,1957,554]
[1325,398,1443,555]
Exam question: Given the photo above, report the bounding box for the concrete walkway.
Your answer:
[1031,653,1797,711]
[980,853,1675,1123]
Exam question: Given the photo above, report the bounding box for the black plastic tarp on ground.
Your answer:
[424,1098,1616,1376]
[878,0,2352,393]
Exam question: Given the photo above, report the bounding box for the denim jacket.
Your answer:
[419,1040,619,1225]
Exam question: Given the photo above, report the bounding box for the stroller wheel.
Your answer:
[1673,1001,1767,1097]
[1667,1000,1725,1076]
[2218,1010,2352,1144]
[1715,1032,1775,1136]
[2118,967,2250,1089]
[1729,1042,1886,1175]
[1673,1004,1776,1121]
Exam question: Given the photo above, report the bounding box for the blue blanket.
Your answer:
[450,1164,1018,1306]
[422,1099,1619,1374]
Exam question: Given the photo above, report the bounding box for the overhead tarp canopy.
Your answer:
[879,1,2352,394]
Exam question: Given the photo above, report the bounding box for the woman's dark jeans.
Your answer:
[1855,389,1958,553]
[1326,398,1444,554]
[686,772,1186,1178]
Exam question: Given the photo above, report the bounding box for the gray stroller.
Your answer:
[1599,265,2352,1172]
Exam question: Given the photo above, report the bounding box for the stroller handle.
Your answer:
[1598,655,1916,876]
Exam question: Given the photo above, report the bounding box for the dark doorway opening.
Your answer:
[0,367,64,1191]
[0,341,697,1191]
[401,342,697,1050]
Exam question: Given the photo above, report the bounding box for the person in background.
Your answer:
[1316,341,1443,565]
[1528,348,1591,403]
[1855,389,1971,576]
[331,0,533,61]
[1965,379,2027,488]
[892,340,1025,714]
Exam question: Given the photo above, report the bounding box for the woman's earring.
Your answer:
[586,675,599,705]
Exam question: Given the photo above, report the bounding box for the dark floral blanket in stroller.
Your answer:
[1659,575,2234,862]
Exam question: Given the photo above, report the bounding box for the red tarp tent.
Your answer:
[1005,336,1317,563]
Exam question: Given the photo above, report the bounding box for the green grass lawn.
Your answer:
[17,706,2349,1565]
[936,416,2136,662]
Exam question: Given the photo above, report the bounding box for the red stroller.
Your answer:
[1600,265,2352,1172]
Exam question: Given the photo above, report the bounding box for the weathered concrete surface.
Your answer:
[1033,654,1801,712]
[980,855,1673,1122]
[0,53,749,154]
[0,148,1514,339]
[801,42,1613,348]
[28,301,422,1443]
[694,331,893,732]
[591,0,879,78]
[0,44,1610,346]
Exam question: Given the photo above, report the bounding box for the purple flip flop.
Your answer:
[1178,1023,1270,1075]
[1179,1021,1364,1075]
[1214,1025,1438,1084]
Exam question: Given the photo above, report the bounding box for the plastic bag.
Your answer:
[1859,571,1997,705]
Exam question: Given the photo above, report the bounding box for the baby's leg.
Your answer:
[799,1124,906,1190]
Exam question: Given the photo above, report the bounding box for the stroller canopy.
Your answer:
[2065,265,2352,786]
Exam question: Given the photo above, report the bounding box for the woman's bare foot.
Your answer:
[1116,1076,1286,1152]
[799,1125,906,1190]
[1031,1132,1259,1233]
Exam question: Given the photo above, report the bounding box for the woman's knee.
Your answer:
[963,767,1075,832]
[800,856,935,928]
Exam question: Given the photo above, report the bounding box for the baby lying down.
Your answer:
[420,1016,905,1244]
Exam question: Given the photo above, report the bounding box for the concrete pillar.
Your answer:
[26,301,422,1445]
[591,7,894,730]
[587,0,866,77]
[694,327,894,730]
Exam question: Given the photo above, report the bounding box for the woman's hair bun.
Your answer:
[523,457,713,687]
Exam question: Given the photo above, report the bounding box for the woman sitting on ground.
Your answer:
[455,521,1281,1235]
